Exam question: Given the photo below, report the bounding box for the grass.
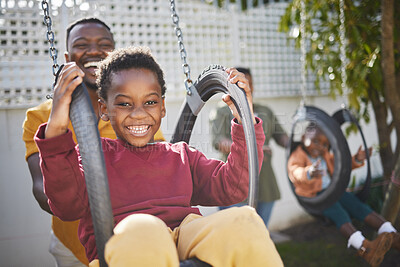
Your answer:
[274,180,400,266]
[276,237,364,266]
[274,219,400,267]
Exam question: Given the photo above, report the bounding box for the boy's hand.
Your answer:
[309,160,323,178]
[354,146,373,163]
[224,68,257,125]
[45,63,84,139]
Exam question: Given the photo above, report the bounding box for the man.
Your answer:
[22,17,164,266]
[209,67,288,227]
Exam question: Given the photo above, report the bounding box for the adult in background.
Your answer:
[209,67,289,228]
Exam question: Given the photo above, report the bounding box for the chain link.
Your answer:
[41,0,59,77]
[170,0,193,95]
[339,0,348,105]
[299,0,307,106]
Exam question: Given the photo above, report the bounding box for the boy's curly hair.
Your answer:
[96,46,167,100]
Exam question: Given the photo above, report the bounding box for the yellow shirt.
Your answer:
[22,99,165,265]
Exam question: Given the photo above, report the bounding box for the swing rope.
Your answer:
[339,0,349,107]
[291,0,308,121]
[170,0,193,96]
[41,1,59,77]
[299,0,308,108]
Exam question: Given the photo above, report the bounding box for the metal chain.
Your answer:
[170,0,193,95]
[339,0,348,106]
[41,0,59,77]
[299,0,307,106]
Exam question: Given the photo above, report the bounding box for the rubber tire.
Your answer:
[332,108,371,202]
[55,64,114,267]
[170,65,260,208]
[286,106,352,214]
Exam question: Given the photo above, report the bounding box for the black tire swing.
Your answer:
[171,65,260,207]
[41,1,259,267]
[169,0,260,208]
[287,106,352,215]
[285,0,353,215]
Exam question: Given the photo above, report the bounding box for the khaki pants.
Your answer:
[90,206,283,267]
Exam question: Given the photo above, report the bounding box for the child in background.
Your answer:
[35,46,283,267]
[287,124,400,267]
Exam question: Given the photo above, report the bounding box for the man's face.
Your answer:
[65,22,115,90]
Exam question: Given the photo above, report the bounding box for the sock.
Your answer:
[347,231,365,249]
[378,221,397,234]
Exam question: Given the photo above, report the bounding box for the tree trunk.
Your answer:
[395,0,400,97]
[381,157,400,229]
[381,0,400,160]
[380,0,400,225]
[368,85,393,179]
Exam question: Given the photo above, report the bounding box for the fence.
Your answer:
[0,0,326,108]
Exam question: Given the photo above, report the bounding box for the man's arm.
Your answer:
[275,133,289,148]
[27,153,52,214]
[272,113,289,148]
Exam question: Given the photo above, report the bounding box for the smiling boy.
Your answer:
[22,19,165,266]
[34,46,283,266]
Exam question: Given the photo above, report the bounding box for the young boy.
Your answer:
[287,124,400,267]
[35,46,283,266]
[23,18,166,266]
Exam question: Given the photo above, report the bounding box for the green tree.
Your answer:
[279,0,400,227]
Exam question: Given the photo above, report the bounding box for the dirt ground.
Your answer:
[279,219,400,266]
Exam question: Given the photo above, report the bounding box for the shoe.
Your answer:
[391,231,400,252]
[357,232,393,267]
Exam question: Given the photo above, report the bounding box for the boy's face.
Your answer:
[65,22,114,90]
[99,68,166,147]
[303,130,330,158]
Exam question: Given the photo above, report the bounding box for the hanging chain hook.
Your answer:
[170,0,193,95]
[290,0,308,121]
[339,0,348,108]
[41,0,59,77]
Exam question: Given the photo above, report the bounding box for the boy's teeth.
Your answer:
[127,125,149,134]
[83,62,99,68]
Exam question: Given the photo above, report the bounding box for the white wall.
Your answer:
[0,108,54,267]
